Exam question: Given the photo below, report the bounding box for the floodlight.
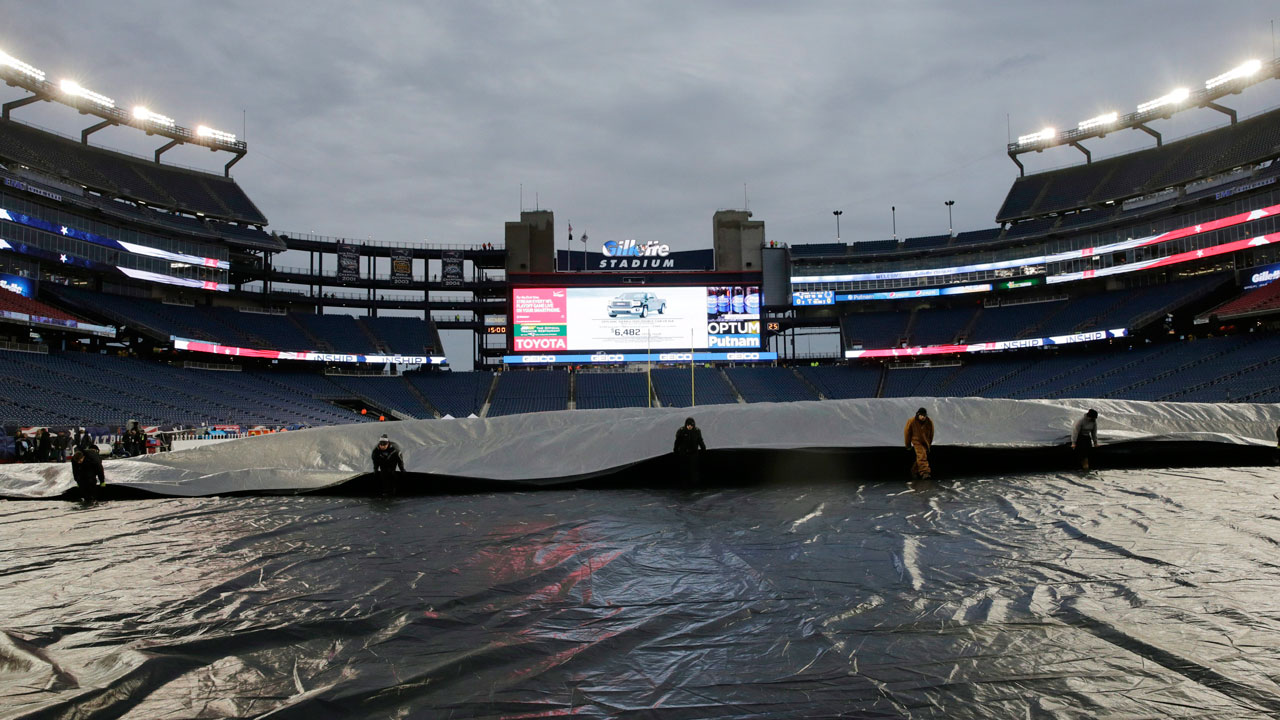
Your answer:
[132,106,175,127]
[196,125,236,143]
[1077,112,1118,131]
[1017,127,1056,145]
[59,79,114,108]
[1137,87,1190,113]
[0,50,44,81]
[1205,59,1262,90]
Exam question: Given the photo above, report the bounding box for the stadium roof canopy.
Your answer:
[0,48,246,176]
[1007,57,1280,174]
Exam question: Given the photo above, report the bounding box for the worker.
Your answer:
[371,434,406,496]
[1072,409,1099,471]
[903,407,934,480]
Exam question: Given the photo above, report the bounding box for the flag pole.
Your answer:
[690,328,695,407]
[647,328,653,408]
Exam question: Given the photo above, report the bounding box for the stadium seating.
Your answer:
[651,368,737,408]
[909,306,978,345]
[487,370,569,416]
[575,372,651,409]
[362,316,440,354]
[0,289,81,323]
[840,312,910,348]
[1199,280,1280,321]
[790,242,846,258]
[794,365,881,399]
[901,234,951,250]
[724,366,818,403]
[406,371,493,418]
[292,313,379,354]
[0,118,267,225]
[997,106,1280,222]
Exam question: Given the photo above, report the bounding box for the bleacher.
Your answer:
[0,289,81,323]
[406,371,492,418]
[997,106,1280,222]
[0,118,267,225]
[43,286,439,356]
[840,312,909,348]
[487,370,569,416]
[796,365,882,399]
[651,368,737,408]
[1199,280,1280,321]
[724,366,817,403]
[327,375,436,419]
[909,307,978,345]
[575,372,651,409]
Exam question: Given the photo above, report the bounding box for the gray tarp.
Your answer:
[2,397,1276,499]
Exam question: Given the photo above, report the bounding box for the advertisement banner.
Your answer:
[336,242,360,284]
[1244,262,1280,290]
[442,249,464,287]
[390,248,413,286]
[512,285,761,353]
[0,272,34,297]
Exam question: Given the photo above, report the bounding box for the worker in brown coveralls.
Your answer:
[903,407,934,480]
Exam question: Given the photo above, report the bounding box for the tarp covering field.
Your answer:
[4,468,1280,718]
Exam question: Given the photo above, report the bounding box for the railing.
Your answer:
[0,339,48,354]
[180,360,242,371]
[281,231,504,251]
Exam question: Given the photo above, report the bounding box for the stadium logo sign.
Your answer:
[726,352,761,361]
[591,353,625,362]
[523,355,558,363]
[602,239,670,258]
[658,353,693,361]
[1250,267,1280,286]
[514,336,568,351]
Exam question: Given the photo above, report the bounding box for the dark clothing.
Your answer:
[673,427,706,455]
[36,432,51,462]
[372,442,405,495]
[71,451,105,502]
[123,429,147,457]
[1071,415,1098,447]
[72,431,94,453]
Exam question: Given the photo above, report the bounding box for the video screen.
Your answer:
[512,285,761,352]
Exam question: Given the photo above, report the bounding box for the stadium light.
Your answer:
[132,106,175,127]
[1137,87,1190,113]
[196,125,236,143]
[59,79,114,108]
[1017,127,1055,145]
[1077,112,1118,131]
[0,50,44,81]
[1205,59,1262,90]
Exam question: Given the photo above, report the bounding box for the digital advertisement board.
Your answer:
[512,285,761,353]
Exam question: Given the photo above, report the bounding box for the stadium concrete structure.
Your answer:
[0,49,1279,433]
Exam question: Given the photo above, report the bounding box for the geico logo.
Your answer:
[524,355,557,362]
[726,352,760,360]
[658,353,693,361]
[707,320,759,334]
[591,354,625,362]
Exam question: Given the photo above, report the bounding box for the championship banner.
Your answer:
[390,248,413,286]
[337,242,360,284]
[442,249,464,287]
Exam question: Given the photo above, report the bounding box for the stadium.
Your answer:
[4,30,1280,720]
[0,51,1277,436]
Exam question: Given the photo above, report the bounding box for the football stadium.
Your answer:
[3,21,1280,720]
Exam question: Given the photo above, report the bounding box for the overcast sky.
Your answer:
[2,2,1278,363]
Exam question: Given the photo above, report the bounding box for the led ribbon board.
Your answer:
[0,207,229,269]
[172,337,446,365]
[844,328,1127,359]
[1047,232,1275,284]
[793,203,1280,285]
[503,351,778,365]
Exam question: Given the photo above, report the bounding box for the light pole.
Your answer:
[891,206,897,241]
[833,210,843,240]
[945,200,955,236]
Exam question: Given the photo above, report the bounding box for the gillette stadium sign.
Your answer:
[599,239,674,269]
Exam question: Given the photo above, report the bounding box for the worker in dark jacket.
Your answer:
[72,428,94,453]
[673,417,706,485]
[36,428,52,462]
[71,448,105,503]
[904,408,934,480]
[1072,409,1099,470]
[371,434,406,496]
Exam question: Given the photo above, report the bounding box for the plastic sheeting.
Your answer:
[1,397,1277,499]
[5,467,1280,718]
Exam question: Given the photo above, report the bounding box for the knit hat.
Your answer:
[1086,409,1098,418]
[916,407,928,417]
[379,434,389,441]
